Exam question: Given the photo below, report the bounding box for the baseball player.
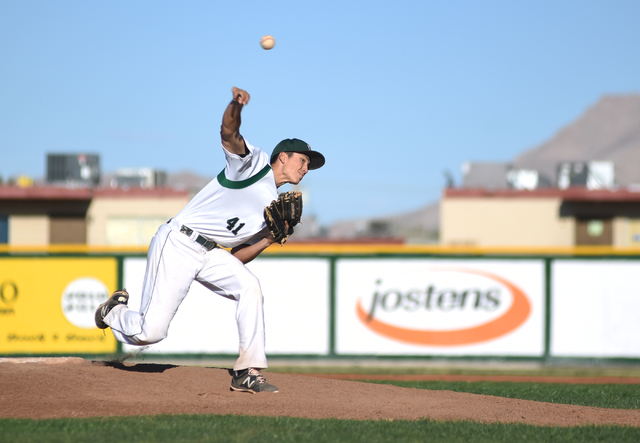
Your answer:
[94,86,325,393]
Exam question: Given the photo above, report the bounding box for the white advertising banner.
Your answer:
[122,257,330,355]
[336,259,545,356]
[551,260,640,358]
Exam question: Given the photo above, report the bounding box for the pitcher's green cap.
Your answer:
[270,138,325,170]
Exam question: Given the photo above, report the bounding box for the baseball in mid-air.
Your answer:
[260,35,275,50]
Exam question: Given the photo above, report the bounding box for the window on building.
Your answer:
[575,218,612,245]
[0,215,8,244]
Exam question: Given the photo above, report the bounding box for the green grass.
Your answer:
[265,363,640,378]
[2,415,640,443]
[366,380,640,410]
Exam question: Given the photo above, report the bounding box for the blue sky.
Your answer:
[2,1,640,225]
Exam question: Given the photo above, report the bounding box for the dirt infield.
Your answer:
[1,357,639,427]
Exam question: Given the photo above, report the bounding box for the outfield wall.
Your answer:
[2,246,639,361]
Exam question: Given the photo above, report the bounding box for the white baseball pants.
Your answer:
[104,222,267,371]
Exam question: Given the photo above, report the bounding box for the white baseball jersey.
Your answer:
[172,141,277,248]
[105,140,277,371]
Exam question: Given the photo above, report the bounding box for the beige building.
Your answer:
[441,187,640,247]
[0,186,189,247]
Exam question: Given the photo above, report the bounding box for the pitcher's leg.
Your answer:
[234,272,267,370]
[196,249,268,371]
[106,225,202,345]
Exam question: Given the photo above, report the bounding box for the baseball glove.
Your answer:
[264,191,303,245]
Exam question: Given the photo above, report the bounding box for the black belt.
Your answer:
[179,225,218,251]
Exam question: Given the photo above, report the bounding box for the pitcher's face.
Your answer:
[281,152,310,185]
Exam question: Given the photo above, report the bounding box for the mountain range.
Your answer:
[322,93,640,240]
[513,94,640,186]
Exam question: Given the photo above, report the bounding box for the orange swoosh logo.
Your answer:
[356,268,531,346]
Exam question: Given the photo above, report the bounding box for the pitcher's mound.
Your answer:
[0,358,638,427]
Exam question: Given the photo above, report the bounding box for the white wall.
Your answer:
[118,254,640,360]
[551,260,640,358]
[122,257,330,355]
[335,259,545,356]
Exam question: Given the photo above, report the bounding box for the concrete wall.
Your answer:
[613,218,640,247]
[9,215,49,245]
[87,195,189,245]
[441,197,575,246]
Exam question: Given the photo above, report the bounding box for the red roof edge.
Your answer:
[443,187,640,201]
[0,185,189,200]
